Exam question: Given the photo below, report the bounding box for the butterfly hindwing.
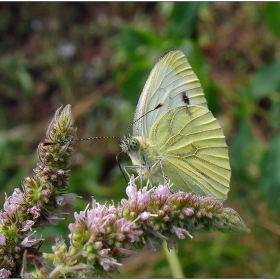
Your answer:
[148,105,231,199]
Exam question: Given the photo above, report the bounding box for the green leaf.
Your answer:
[230,120,255,183]
[250,61,280,98]
[167,2,210,40]
[264,2,280,39]
[114,27,161,54]
[15,67,34,98]
[120,65,150,105]
[261,133,280,211]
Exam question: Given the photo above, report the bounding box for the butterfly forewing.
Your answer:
[133,49,208,139]
[148,106,231,199]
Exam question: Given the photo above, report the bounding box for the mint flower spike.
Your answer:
[42,176,249,278]
[0,105,77,278]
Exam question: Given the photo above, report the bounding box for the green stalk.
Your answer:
[163,241,185,278]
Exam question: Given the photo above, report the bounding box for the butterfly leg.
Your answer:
[123,165,145,187]
[150,159,169,186]
[159,160,169,186]
[146,178,153,188]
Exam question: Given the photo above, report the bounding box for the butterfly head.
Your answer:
[119,135,140,153]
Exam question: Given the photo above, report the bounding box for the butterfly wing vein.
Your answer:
[148,105,231,198]
[133,50,208,138]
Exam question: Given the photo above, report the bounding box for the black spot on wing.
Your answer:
[182,92,190,105]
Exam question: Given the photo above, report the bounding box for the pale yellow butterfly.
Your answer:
[120,49,231,200]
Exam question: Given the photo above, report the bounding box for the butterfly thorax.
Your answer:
[120,136,160,179]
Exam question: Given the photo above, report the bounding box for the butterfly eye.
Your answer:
[130,139,140,151]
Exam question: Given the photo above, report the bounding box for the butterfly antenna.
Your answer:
[125,102,164,136]
[42,103,163,146]
[42,136,121,146]
[116,151,128,184]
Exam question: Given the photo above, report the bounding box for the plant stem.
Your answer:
[163,241,185,278]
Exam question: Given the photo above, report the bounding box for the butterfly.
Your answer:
[120,49,231,200]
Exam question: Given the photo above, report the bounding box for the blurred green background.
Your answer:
[1,2,280,278]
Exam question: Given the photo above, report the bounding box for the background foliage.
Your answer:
[0,2,280,278]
